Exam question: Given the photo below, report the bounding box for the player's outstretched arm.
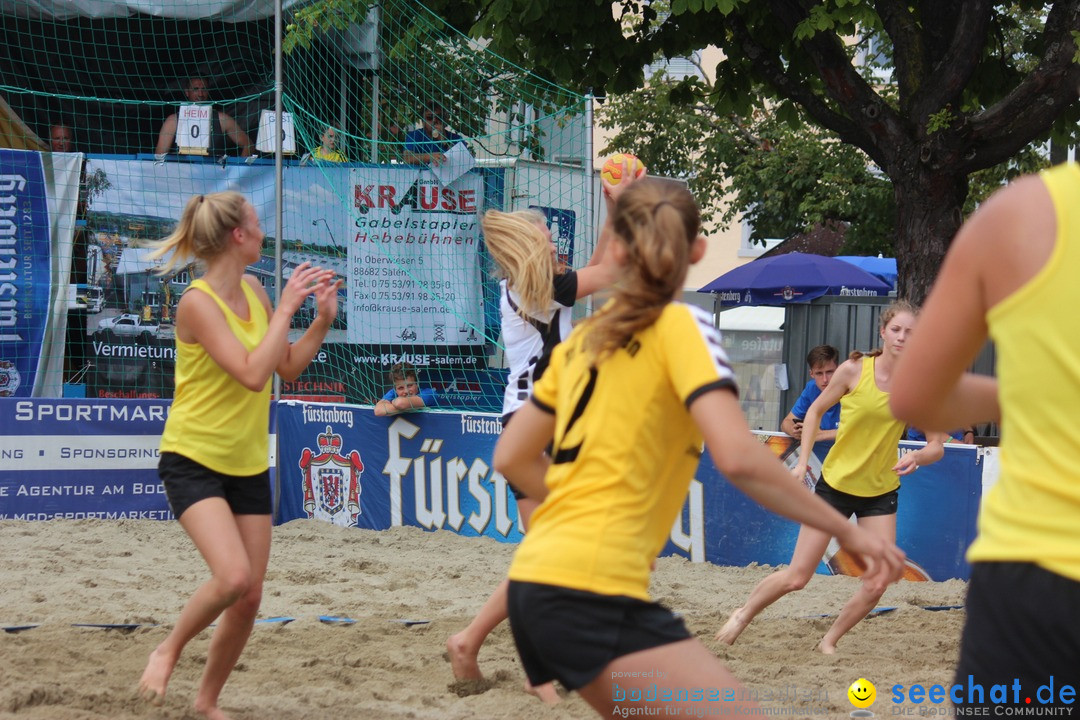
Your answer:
[690,388,906,585]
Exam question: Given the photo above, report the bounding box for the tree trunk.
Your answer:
[892,170,968,305]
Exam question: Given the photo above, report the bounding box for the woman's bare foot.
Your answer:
[816,638,837,655]
[715,608,751,645]
[446,632,482,681]
[193,701,233,720]
[525,680,561,705]
[137,647,177,706]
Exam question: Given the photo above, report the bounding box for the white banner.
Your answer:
[347,168,484,345]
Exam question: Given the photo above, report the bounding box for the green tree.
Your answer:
[599,71,895,254]
[600,68,1049,257]
[430,0,1080,303]
[282,0,574,163]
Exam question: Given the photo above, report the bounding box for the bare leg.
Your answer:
[524,678,561,705]
[578,638,756,718]
[447,578,509,680]
[716,523,832,645]
[448,497,558,701]
[137,499,259,707]
[818,513,895,654]
[192,513,271,717]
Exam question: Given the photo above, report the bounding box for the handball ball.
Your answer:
[601,153,645,185]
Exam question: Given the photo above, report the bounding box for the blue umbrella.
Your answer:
[835,256,898,288]
[698,252,892,307]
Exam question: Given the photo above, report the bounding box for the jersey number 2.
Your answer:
[551,366,598,465]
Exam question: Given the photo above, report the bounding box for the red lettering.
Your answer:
[420,185,439,210]
[354,184,374,208]
[378,185,396,207]
[459,190,476,212]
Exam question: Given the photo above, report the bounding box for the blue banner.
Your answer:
[0,150,51,396]
[0,398,279,521]
[666,434,981,580]
[0,398,172,519]
[277,403,524,540]
[277,403,980,580]
[0,397,983,580]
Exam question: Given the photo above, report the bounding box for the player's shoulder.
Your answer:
[659,302,720,340]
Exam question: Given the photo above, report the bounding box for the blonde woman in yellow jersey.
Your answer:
[718,301,948,654]
[892,163,1080,705]
[491,178,906,717]
[136,192,340,720]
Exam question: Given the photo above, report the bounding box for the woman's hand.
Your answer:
[312,275,342,326]
[279,262,336,316]
[893,452,920,476]
[601,157,646,207]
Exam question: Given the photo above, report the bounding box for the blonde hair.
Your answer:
[581,179,700,360]
[849,299,919,360]
[481,209,556,317]
[148,191,248,274]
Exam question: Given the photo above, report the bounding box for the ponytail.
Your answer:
[147,191,248,274]
[582,179,700,361]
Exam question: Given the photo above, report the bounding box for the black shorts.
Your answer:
[158,451,272,519]
[955,562,1080,706]
[814,477,897,518]
[507,580,692,691]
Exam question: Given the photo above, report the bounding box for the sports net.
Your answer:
[0,0,594,412]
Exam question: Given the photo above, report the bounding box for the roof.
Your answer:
[760,221,847,258]
[0,1,303,21]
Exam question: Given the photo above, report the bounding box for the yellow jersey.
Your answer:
[311,147,346,163]
[507,302,736,601]
[969,162,1080,581]
[821,355,906,497]
[160,278,271,475]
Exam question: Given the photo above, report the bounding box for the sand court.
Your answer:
[0,519,966,719]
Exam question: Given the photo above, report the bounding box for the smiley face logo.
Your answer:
[848,678,876,709]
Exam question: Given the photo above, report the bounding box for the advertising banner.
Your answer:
[0,396,982,580]
[0,149,81,397]
[0,398,173,520]
[75,159,496,405]
[347,167,484,345]
[277,404,981,580]
[277,403,523,540]
[666,434,981,580]
[0,397,278,520]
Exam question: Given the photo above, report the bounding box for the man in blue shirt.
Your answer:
[781,345,841,441]
[403,103,463,166]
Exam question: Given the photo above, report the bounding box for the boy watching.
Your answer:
[374,362,437,416]
[781,345,841,441]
